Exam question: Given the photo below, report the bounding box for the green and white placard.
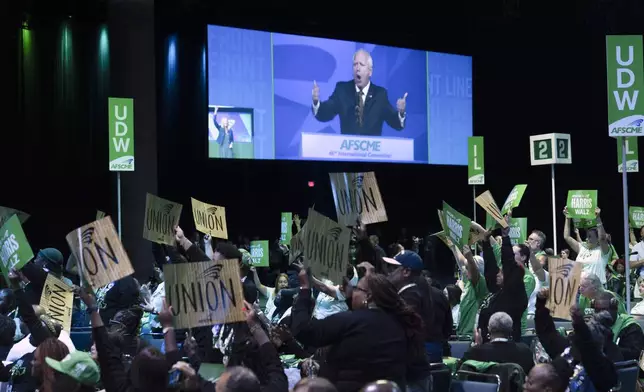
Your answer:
[630,206,644,228]
[529,133,572,166]
[468,136,485,185]
[249,240,269,267]
[617,137,639,172]
[108,97,135,171]
[508,218,528,246]
[566,190,598,220]
[501,184,528,215]
[280,213,293,245]
[442,201,472,249]
[606,35,644,137]
[0,215,34,282]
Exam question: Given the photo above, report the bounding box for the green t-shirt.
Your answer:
[578,290,626,317]
[457,275,489,336]
[521,269,536,333]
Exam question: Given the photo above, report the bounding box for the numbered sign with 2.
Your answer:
[530,133,572,166]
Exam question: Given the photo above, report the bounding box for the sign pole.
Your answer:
[117,172,122,240]
[108,97,134,241]
[472,185,477,223]
[550,164,558,254]
[622,137,632,312]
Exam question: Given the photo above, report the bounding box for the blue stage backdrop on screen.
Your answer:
[427,52,473,165]
[206,24,472,165]
[272,34,428,163]
[207,26,274,159]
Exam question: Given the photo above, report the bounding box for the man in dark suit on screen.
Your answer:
[311,49,408,136]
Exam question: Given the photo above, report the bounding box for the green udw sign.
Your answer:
[606,35,644,138]
[109,97,135,171]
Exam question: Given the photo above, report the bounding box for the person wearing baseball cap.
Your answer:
[386,251,452,388]
[11,247,73,305]
[45,351,100,391]
[384,250,452,390]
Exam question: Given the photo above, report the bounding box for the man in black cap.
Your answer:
[12,248,72,304]
[387,251,452,359]
[387,251,451,391]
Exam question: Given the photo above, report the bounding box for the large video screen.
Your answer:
[207,25,472,165]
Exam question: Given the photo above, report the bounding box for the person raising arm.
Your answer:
[563,207,610,285]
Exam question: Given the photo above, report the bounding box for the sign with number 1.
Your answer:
[529,133,572,166]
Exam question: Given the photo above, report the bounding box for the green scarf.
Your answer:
[611,313,641,343]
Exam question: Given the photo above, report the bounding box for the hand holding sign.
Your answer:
[396,92,408,114]
[78,287,97,308]
[159,299,174,328]
[298,268,310,289]
[353,218,367,241]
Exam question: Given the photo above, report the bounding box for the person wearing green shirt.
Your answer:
[455,245,489,337]
[592,290,644,360]
[578,273,626,316]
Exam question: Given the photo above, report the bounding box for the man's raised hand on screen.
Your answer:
[312,80,320,105]
[396,92,408,114]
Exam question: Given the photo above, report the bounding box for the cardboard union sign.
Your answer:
[143,193,183,246]
[546,257,582,320]
[66,216,134,290]
[475,191,508,229]
[329,172,387,226]
[164,259,245,329]
[191,198,228,240]
[301,209,351,284]
[39,274,74,332]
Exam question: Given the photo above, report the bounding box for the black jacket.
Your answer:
[291,288,409,392]
[479,237,527,342]
[615,322,644,361]
[314,81,404,136]
[462,341,534,375]
[399,279,452,344]
[534,296,620,392]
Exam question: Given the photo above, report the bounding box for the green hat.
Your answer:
[45,351,100,386]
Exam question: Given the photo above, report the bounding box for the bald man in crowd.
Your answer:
[312,49,408,136]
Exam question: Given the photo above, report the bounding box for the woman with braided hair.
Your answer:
[291,270,424,392]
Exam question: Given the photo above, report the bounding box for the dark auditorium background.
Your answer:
[4,0,644,282]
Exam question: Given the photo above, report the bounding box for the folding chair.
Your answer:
[453,370,500,392]
[613,360,639,392]
[449,341,471,359]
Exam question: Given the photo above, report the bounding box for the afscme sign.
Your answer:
[340,139,381,152]
[108,97,135,171]
[606,35,644,138]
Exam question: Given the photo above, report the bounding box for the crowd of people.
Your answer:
[0,206,642,392]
